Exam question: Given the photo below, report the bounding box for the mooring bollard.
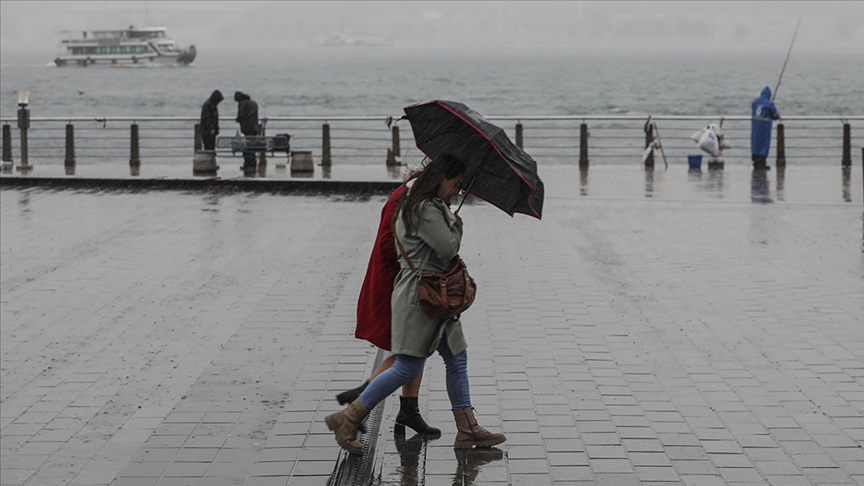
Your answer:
[643,120,655,169]
[2,124,12,164]
[841,122,851,167]
[130,123,141,167]
[387,125,400,166]
[579,123,589,169]
[291,150,314,173]
[776,122,786,168]
[515,123,523,149]
[192,122,219,175]
[194,123,202,152]
[321,123,332,166]
[65,123,75,167]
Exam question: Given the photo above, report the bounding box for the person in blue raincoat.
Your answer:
[751,86,781,170]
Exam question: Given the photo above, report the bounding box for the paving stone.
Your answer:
[2,174,861,485]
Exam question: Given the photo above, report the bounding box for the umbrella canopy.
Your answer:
[403,100,544,219]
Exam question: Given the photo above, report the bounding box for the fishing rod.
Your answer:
[653,124,668,170]
[773,18,801,101]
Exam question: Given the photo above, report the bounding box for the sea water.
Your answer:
[0,44,862,166]
[2,45,861,117]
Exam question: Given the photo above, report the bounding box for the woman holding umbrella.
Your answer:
[336,172,440,438]
[326,154,506,455]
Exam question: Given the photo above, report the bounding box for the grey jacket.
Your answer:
[391,198,468,358]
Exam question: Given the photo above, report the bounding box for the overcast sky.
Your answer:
[1,1,862,52]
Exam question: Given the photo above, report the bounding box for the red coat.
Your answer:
[355,184,406,350]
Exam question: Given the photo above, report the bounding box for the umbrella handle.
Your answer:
[455,190,467,215]
[455,156,489,214]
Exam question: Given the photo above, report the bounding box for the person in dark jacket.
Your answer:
[235,91,259,170]
[199,90,223,151]
[751,86,781,171]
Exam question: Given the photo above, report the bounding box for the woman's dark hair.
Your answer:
[397,154,467,231]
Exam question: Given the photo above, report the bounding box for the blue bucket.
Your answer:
[688,154,702,169]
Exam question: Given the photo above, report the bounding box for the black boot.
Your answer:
[395,396,441,438]
[336,380,369,406]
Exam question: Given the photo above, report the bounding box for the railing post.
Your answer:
[387,125,401,166]
[392,125,400,158]
[321,122,332,166]
[2,124,12,164]
[257,123,266,169]
[643,120,655,169]
[64,123,75,167]
[841,122,851,167]
[130,123,141,167]
[194,123,202,152]
[579,123,589,169]
[515,122,523,149]
[16,104,30,172]
[775,122,786,168]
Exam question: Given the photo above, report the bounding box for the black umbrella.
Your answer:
[403,100,544,220]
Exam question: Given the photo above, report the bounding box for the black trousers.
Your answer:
[242,131,258,169]
[202,132,216,151]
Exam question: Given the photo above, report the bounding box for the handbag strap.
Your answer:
[394,233,418,273]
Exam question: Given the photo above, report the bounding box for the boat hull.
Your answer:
[54,52,194,67]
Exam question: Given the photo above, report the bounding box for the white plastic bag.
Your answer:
[698,129,720,157]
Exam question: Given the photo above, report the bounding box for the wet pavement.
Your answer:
[2,163,861,204]
[1,165,863,486]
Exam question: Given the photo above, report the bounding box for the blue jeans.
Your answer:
[358,339,470,411]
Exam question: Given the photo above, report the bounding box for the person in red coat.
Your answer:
[337,177,439,436]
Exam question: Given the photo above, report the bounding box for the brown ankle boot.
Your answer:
[325,399,370,455]
[452,407,506,449]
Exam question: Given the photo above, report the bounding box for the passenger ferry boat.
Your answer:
[54,26,196,67]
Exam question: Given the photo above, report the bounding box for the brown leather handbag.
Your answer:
[396,236,476,319]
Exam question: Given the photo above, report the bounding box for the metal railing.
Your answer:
[1,114,861,171]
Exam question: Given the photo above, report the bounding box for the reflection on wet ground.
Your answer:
[453,448,505,486]
[386,430,424,485]
[843,165,852,203]
[645,167,653,197]
[544,164,862,204]
[777,165,786,201]
[379,428,506,486]
[750,168,773,204]
[0,162,412,182]
[580,166,588,197]
[2,163,861,204]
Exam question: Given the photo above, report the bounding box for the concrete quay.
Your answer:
[1,165,862,486]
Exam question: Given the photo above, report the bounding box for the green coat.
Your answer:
[391,198,468,358]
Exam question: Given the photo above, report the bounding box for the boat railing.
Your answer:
[1,114,861,170]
